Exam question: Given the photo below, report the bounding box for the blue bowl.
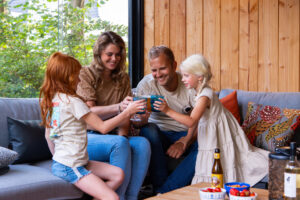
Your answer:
[224,182,250,196]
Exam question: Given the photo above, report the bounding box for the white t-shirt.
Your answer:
[50,93,90,168]
[136,72,195,132]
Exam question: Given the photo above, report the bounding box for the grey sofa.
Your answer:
[0,98,83,200]
[0,89,299,199]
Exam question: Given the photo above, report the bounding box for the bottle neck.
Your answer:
[214,153,220,159]
[290,155,296,161]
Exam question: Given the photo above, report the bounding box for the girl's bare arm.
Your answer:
[45,128,55,155]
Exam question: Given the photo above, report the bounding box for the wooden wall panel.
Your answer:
[258,0,279,92]
[239,0,259,91]
[278,0,299,92]
[221,0,239,90]
[248,0,259,91]
[154,0,170,46]
[144,0,154,75]
[239,0,250,91]
[186,0,203,57]
[170,0,186,66]
[144,0,300,92]
[203,0,221,91]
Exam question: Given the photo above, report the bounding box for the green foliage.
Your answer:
[0,0,128,97]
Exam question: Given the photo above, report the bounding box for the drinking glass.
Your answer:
[130,89,143,122]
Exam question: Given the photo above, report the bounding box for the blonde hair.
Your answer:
[180,54,212,96]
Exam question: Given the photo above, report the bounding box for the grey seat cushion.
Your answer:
[0,162,83,200]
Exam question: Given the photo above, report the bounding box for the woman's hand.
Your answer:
[119,96,133,112]
[124,99,146,116]
[153,98,169,113]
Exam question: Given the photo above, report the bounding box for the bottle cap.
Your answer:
[215,148,220,153]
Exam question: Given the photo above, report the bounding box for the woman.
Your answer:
[77,31,151,200]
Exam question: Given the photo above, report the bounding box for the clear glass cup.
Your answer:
[130,89,143,122]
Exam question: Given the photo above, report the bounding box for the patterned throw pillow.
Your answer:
[0,146,18,175]
[0,146,18,167]
[242,102,300,152]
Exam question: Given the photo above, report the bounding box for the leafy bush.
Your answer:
[0,0,127,97]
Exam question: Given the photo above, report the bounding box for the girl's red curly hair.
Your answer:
[39,52,82,128]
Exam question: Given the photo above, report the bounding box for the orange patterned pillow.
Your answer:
[241,102,300,152]
[220,90,241,124]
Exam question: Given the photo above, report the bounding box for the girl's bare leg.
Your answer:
[87,160,124,190]
[74,161,124,200]
[74,172,119,200]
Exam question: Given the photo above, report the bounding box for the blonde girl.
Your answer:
[154,54,268,186]
[39,52,144,200]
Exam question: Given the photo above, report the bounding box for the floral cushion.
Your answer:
[242,102,300,152]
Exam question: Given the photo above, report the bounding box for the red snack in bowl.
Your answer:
[250,192,256,196]
[202,189,208,192]
[240,191,245,196]
[230,188,240,196]
[207,188,213,192]
[243,189,250,196]
[214,187,221,192]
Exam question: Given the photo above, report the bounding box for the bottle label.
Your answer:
[211,174,223,188]
[284,172,296,197]
[297,174,300,188]
[214,153,220,159]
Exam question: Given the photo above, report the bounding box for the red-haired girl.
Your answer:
[39,52,145,200]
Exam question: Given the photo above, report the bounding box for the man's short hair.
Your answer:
[148,45,175,65]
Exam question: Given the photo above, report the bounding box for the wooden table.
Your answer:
[145,182,269,200]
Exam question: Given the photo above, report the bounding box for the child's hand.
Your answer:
[153,98,169,113]
[119,96,133,112]
[125,99,145,116]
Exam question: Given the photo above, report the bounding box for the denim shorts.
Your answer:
[52,160,91,184]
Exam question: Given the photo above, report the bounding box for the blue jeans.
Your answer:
[87,131,151,200]
[139,123,198,193]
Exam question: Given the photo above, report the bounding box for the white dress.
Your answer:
[192,87,269,186]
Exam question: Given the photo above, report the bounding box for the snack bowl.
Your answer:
[224,182,250,195]
[199,187,226,200]
[229,192,257,200]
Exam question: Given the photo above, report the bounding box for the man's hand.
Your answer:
[166,142,185,159]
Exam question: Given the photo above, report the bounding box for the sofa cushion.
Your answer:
[219,90,241,124]
[0,147,18,175]
[0,98,41,148]
[0,163,83,200]
[219,89,300,123]
[241,102,300,152]
[7,117,52,164]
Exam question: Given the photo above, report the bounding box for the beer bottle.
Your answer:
[284,142,300,199]
[211,148,224,188]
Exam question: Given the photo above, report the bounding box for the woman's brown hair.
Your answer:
[91,31,127,88]
[39,52,82,127]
